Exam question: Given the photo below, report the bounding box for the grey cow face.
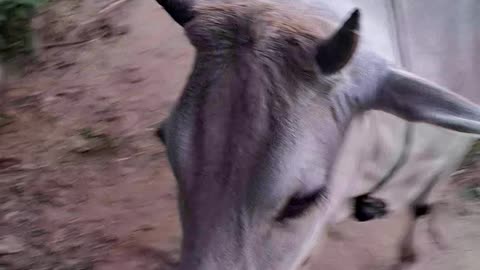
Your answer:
[156,1,360,269]
[155,1,480,270]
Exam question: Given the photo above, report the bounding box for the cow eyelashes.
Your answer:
[276,187,328,222]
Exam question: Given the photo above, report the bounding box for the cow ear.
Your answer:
[372,68,480,135]
[316,9,360,74]
[156,0,195,26]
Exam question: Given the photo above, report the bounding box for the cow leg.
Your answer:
[426,201,449,250]
[370,124,414,194]
[398,214,418,264]
[395,173,442,267]
[353,124,414,223]
[397,204,430,264]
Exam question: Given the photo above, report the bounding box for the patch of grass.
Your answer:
[73,127,116,153]
[459,139,480,169]
[79,127,97,139]
[460,185,480,201]
[0,0,46,60]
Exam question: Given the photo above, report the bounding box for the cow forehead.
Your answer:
[175,104,336,203]
[187,0,335,47]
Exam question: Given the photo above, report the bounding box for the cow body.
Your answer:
[323,0,479,224]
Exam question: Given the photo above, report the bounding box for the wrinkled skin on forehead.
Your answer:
[154,1,480,270]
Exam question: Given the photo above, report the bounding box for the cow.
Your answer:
[154,0,480,269]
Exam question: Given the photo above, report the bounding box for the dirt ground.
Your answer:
[0,1,479,269]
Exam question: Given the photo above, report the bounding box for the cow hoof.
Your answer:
[353,194,389,222]
[400,249,417,264]
[413,203,431,218]
[426,202,449,250]
[391,254,417,270]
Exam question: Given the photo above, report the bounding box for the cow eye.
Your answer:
[276,187,327,222]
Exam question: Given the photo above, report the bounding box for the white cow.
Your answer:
[154,0,480,269]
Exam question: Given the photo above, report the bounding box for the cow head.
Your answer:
[155,1,480,269]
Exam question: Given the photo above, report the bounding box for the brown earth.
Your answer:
[0,1,479,269]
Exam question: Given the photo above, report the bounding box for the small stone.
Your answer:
[70,135,91,153]
[136,225,155,232]
[3,211,20,222]
[9,183,26,195]
[0,114,14,128]
[0,235,25,255]
[0,158,21,170]
[120,67,144,84]
[70,131,115,154]
[0,201,16,211]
